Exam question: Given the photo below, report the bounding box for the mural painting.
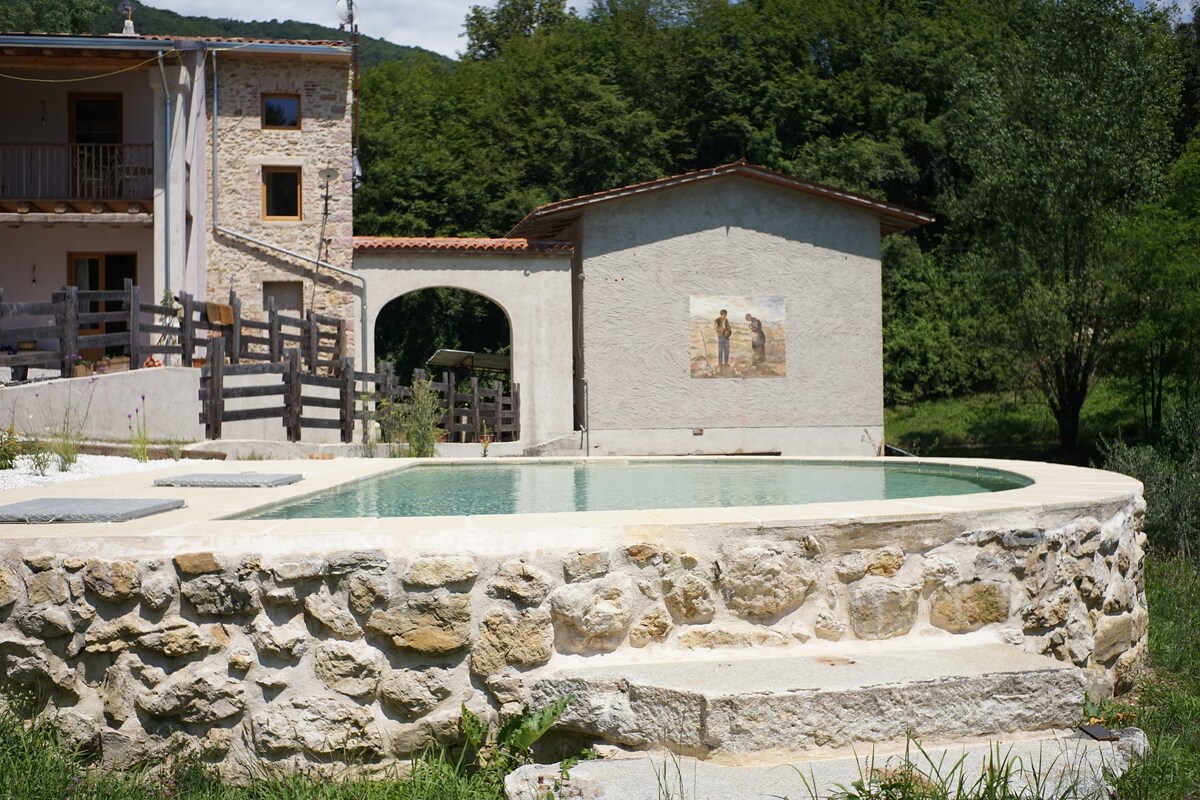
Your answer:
[690,295,786,379]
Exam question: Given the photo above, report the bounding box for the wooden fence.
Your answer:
[0,282,347,378]
[199,341,520,444]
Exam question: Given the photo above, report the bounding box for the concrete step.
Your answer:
[522,433,584,457]
[506,728,1148,800]
[528,642,1087,758]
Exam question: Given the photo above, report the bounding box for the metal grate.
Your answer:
[152,473,303,488]
[0,498,184,524]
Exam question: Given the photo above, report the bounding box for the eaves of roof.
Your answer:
[353,237,575,256]
[506,160,934,240]
[0,32,349,57]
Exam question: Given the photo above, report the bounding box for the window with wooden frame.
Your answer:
[261,93,301,129]
[262,166,302,220]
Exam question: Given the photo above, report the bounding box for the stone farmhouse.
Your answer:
[0,30,355,347]
[0,29,931,456]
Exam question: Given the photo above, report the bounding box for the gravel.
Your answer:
[0,454,164,491]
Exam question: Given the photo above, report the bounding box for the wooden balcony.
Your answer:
[0,143,153,215]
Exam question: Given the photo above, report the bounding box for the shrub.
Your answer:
[1102,404,1200,556]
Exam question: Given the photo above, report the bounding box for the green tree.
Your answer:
[0,0,105,34]
[1108,138,1200,433]
[463,0,570,60]
[947,0,1179,454]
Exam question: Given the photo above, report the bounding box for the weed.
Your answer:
[35,379,97,472]
[25,440,51,476]
[0,425,20,470]
[379,376,445,458]
[128,394,150,463]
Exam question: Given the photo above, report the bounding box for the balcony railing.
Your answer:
[0,143,153,202]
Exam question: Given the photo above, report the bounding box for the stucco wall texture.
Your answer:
[204,54,356,354]
[578,176,884,456]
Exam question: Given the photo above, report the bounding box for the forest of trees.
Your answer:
[355,0,1200,456]
[6,0,1200,457]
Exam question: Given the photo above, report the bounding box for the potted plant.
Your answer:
[72,359,92,378]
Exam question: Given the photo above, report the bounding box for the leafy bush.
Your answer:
[0,426,21,470]
[1102,404,1200,555]
[379,375,445,458]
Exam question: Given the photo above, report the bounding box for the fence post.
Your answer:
[470,376,481,443]
[126,279,141,369]
[285,348,302,442]
[228,289,242,364]
[335,318,347,370]
[268,297,281,363]
[61,285,78,377]
[180,291,194,367]
[306,310,318,374]
[511,382,520,441]
[340,356,355,444]
[206,336,225,440]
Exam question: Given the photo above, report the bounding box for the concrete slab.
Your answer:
[152,472,303,488]
[506,728,1148,800]
[529,643,1087,756]
[0,497,184,523]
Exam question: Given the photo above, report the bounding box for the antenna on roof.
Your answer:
[335,0,361,188]
[115,1,137,36]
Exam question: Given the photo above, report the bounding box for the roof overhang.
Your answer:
[0,33,350,60]
[506,161,934,240]
[426,349,511,374]
[354,237,574,257]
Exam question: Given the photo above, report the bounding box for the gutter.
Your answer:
[155,51,172,301]
[209,49,368,368]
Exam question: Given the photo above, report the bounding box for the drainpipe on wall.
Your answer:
[209,48,369,369]
[156,52,172,299]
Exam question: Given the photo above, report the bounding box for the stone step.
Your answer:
[528,642,1087,758]
[506,728,1148,800]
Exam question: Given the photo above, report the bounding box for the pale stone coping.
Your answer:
[0,456,1142,550]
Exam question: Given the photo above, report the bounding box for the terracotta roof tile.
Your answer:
[354,237,574,255]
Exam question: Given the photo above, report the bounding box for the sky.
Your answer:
[155,0,1187,60]
[157,0,586,59]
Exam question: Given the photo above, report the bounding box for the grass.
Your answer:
[1108,552,1200,799]
[884,381,1140,464]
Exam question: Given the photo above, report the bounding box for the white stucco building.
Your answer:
[359,161,932,456]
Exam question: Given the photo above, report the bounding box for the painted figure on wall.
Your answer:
[715,309,732,367]
[745,312,766,365]
[690,296,785,378]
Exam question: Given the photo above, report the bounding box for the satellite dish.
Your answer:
[318,167,339,183]
[335,0,355,25]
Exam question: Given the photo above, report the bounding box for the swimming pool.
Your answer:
[239,459,1032,519]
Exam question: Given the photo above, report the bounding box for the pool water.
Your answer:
[239,460,1032,519]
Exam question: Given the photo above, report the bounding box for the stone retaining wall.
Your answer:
[0,485,1145,779]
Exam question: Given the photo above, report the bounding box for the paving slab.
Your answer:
[506,728,1148,800]
[530,643,1087,756]
[152,472,303,488]
[0,498,185,523]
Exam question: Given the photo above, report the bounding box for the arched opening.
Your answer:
[374,287,511,381]
[373,287,518,444]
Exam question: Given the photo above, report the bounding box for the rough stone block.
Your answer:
[663,572,715,624]
[251,696,383,757]
[930,580,1011,633]
[83,560,139,603]
[471,607,553,676]
[549,574,638,654]
[379,668,453,717]
[720,541,815,621]
[404,556,477,587]
[136,664,246,723]
[849,582,919,640]
[314,640,383,698]
[488,560,553,605]
[564,551,611,582]
[181,575,257,616]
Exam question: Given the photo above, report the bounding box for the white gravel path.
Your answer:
[0,454,164,491]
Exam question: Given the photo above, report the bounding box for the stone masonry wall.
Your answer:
[0,495,1145,779]
[206,53,356,354]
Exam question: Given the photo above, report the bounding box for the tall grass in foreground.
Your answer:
[1110,552,1200,799]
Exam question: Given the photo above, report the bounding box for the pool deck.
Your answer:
[0,455,1142,559]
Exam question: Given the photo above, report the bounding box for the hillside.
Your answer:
[90,2,448,68]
